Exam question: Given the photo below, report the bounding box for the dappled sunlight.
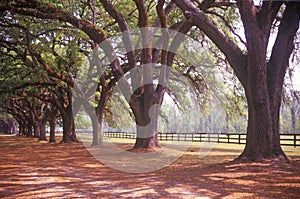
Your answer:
[164,184,217,198]
[0,134,299,198]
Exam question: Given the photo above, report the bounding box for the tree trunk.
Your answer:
[134,116,160,149]
[235,1,300,161]
[199,117,203,133]
[290,106,296,134]
[7,119,16,134]
[91,113,103,146]
[26,121,33,137]
[49,109,57,143]
[239,91,286,161]
[84,101,103,146]
[224,113,229,134]
[60,106,78,143]
[18,121,24,135]
[205,115,211,133]
[38,120,47,141]
[236,41,287,160]
[12,121,17,134]
[49,106,58,142]
[236,29,286,160]
[132,95,161,149]
[93,88,112,146]
[33,123,39,138]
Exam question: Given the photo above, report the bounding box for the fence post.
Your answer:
[294,134,297,147]
[227,134,230,144]
[238,134,241,144]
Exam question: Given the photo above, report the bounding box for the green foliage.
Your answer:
[104,93,135,129]
[280,103,300,134]
[74,112,92,130]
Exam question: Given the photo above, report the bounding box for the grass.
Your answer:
[96,136,300,157]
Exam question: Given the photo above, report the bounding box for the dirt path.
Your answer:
[0,134,299,198]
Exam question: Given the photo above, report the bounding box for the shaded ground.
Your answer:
[0,134,299,198]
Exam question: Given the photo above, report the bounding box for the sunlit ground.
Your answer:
[0,134,299,198]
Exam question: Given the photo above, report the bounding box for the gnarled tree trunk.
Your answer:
[236,1,299,161]
[132,95,161,149]
[60,104,78,143]
[240,85,286,160]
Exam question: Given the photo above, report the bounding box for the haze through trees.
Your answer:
[0,0,299,162]
[173,0,300,160]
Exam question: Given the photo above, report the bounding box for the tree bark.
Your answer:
[132,96,161,149]
[38,120,47,141]
[291,106,296,134]
[18,120,24,135]
[93,104,105,147]
[6,119,16,134]
[12,121,17,134]
[236,1,299,161]
[91,110,103,146]
[26,121,33,137]
[60,104,78,143]
[49,110,57,143]
[33,123,40,138]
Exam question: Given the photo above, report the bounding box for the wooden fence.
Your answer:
[103,132,300,147]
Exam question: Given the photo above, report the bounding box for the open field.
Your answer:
[0,133,299,198]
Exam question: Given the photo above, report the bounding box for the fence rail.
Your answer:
[103,132,300,147]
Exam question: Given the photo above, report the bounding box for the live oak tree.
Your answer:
[97,0,191,148]
[76,45,122,146]
[1,0,299,160]
[0,19,49,138]
[173,0,300,160]
[0,12,85,143]
[0,0,195,148]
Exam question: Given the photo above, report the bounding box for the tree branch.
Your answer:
[134,0,154,94]
[172,0,247,87]
[100,0,139,90]
[0,1,136,104]
[157,21,193,97]
[0,1,106,44]
[267,2,300,97]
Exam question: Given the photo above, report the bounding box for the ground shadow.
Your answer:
[0,134,299,198]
